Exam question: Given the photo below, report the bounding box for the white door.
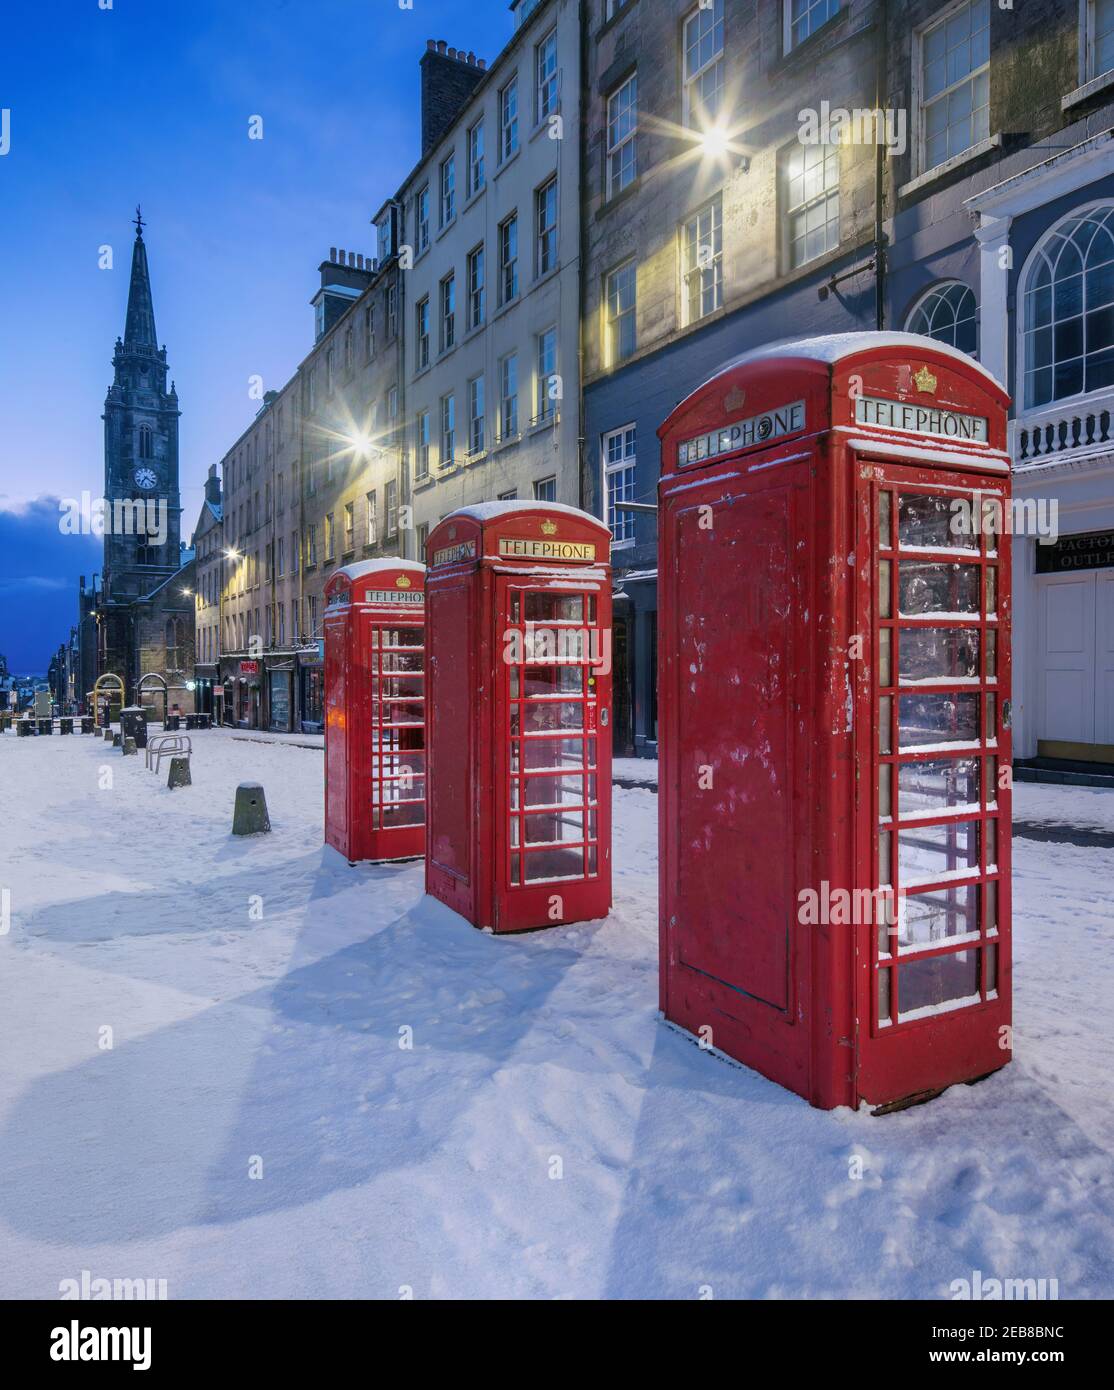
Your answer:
[1097,572,1114,746]
[1036,571,1096,746]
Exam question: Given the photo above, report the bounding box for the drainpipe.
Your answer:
[576,0,588,511]
[874,0,887,331]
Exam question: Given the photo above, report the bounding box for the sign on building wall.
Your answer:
[1035,528,1114,574]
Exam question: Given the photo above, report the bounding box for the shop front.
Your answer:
[265,660,295,733]
[193,664,217,717]
[299,652,325,734]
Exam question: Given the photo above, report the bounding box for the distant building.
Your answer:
[190,464,223,716]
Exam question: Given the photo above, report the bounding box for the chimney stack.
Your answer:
[420,37,487,157]
[205,462,221,507]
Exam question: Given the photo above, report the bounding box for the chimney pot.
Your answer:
[477,58,487,70]
[426,38,436,50]
[337,248,345,263]
[329,246,337,260]
[467,51,476,65]
[448,47,456,59]
[437,39,447,54]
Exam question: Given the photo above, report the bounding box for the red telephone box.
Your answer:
[658,332,1012,1111]
[425,502,612,932]
[324,559,427,863]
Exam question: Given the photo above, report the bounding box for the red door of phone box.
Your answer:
[425,502,613,933]
[657,332,1012,1111]
[324,559,427,864]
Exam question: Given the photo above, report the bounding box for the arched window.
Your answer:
[138,425,154,459]
[1022,203,1114,408]
[906,282,978,357]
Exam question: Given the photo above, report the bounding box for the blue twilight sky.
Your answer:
[0,0,512,673]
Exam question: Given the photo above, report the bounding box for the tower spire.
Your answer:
[123,208,157,348]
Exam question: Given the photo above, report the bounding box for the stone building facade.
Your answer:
[394,3,583,555]
[210,247,404,732]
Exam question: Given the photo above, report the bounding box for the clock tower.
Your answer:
[102,209,182,605]
[96,211,194,706]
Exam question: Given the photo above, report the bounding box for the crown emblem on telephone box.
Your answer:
[541,518,558,535]
[914,364,938,394]
[395,575,411,588]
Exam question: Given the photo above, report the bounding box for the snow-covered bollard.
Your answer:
[122,736,137,756]
[103,727,113,742]
[111,732,121,748]
[167,756,191,789]
[232,782,270,836]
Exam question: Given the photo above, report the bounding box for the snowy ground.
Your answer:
[1,727,1112,1300]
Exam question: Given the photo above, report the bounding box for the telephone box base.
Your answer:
[427,868,610,933]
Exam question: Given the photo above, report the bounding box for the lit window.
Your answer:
[607,74,637,198]
[918,0,990,173]
[783,143,839,268]
[603,425,636,545]
[682,194,723,322]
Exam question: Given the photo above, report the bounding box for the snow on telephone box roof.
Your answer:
[330,558,426,584]
[429,501,611,569]
[325,558,426,608]
[696,330,1007,394]
[662,330,1011,476]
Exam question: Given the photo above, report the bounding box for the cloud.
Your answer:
[0,497,102,673]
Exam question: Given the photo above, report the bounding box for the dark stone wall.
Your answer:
[420,46,486,158]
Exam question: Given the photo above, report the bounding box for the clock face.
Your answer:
[133,467,158,491]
